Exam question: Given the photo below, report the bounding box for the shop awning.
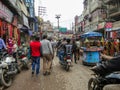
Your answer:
[80,32,103,38]
[19,25,31,34]
[28,17,38,22]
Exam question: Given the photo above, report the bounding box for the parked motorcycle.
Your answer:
[0,50,20,87]
[17,47,29,70]
[88,59,120,90]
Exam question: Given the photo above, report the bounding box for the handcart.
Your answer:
[80,32,103,66]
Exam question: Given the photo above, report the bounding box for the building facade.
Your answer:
[0,0,38,46]
[105,0,120,39]
[78,0,120,39]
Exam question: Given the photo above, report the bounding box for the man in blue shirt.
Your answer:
[0,36,7,50]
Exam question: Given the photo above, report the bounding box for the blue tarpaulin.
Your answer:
[80,32,103,38]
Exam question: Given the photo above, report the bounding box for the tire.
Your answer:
[65,65,70,71]
[24,64,29,70]
[88,78,101,90]
[1,69,12,87]
[22,62,29,70]
[16,65,21,73]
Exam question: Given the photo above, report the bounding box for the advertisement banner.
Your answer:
[105,22,113,31]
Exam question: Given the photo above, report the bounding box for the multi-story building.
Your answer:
[0,0,37,45]
[83,0,107,34]
[104,0,120,39]
[82,0,120,39]
[42,20,54,38]
[24,0,37,33]
[0,0,21,44]
[74,14,84,36]
[17,0,32,44]
[83,0,90,32]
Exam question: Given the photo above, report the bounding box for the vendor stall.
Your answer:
[80,32,103,66]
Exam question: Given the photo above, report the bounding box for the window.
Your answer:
[26,0,30,2]
[31,0,33,3]
[20,0,22,3]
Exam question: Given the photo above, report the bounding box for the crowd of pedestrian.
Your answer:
[29,35,55,77]
[1,34,120,78]
[101,39,120,56]
[29,35,83,77]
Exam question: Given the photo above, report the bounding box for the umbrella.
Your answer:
[80,32,103,38]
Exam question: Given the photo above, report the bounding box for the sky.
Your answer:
[35,0,84,29]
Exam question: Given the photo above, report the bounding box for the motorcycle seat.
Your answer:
[106,72,120,79]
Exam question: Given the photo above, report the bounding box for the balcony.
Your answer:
[104,0,112,4]
[83,9,89,17]
[90,1,102,13]
[113,21,120,26]
[92,16,100,24]
[109,8,120,17]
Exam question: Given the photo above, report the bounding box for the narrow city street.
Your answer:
[5,56,92,90]
[0,0,120,90]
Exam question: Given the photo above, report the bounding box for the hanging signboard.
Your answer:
[105,22,113,31]
[22,13,29,28]
[0,1,13,23]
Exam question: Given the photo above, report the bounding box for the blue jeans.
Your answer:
[58,50,65,62]
[31,56,40,75]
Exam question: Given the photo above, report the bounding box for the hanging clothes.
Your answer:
[7,24,12,37]
[17,29,21,46]
[13,27,18,40]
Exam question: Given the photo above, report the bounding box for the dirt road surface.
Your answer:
[5,56,92,90]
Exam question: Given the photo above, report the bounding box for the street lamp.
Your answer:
[55,14,61,31]
[55,14,61,39]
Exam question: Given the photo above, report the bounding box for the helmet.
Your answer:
[66,38,71,43]
[63,38,66,41]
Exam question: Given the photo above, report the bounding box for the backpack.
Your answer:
[65,44,72,55]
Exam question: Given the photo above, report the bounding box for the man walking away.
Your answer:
[72,40,78,64]
[75,38,80,61]
[30,36,42,77]
[41,35,53,76]
[56,39,62,56]
[63,38,73,62]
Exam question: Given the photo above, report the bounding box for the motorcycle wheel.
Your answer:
[1,69,12,87]
[88,78,101,90]
[65,65,70,71]
[16,65,21,73]
[21,62,29,70]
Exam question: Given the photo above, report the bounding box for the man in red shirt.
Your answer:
[30,36,42,77]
